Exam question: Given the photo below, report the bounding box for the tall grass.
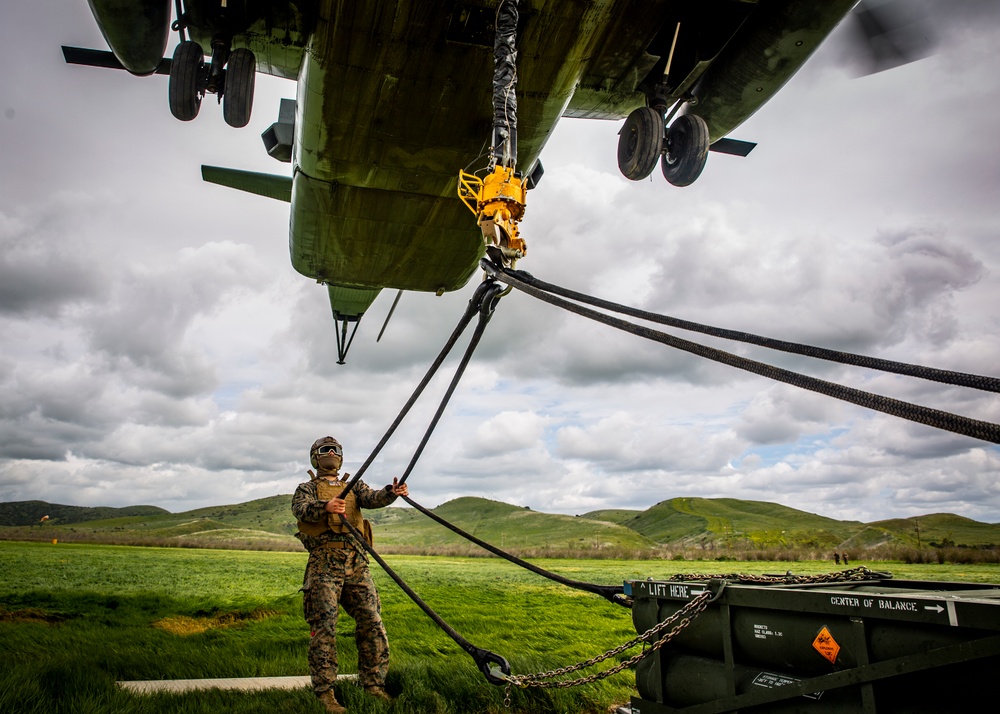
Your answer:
[0,542,643,713]
[7,527,1000,564]
[3,541,998,713]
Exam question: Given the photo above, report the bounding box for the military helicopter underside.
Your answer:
[71,0,925,362]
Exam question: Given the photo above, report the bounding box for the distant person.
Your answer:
[292,436,408,714]
[834,552,840,565]
[843,553,849,566]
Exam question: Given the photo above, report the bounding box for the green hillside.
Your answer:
[180,495,299,535]
[623,497,861,548]
[0,495,654,552]
[4,495,999,553]
[579,509,642,525]
[368,497,654,551]
[0,500,167,526]
[406,497,655,550]
[0,497,299,549]
[862,513,1000,548]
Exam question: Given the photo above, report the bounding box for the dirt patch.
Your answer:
[151,609,279,636]
[0,607,68,624]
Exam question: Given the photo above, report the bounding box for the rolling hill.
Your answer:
[579,509,642,525]
[2,495,998,553]
[622,497,862,549]
[0,500,168,526]
[844,513,1000,549]
[374,497,655,550]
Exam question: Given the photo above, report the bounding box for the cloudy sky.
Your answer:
[2,1,999,524]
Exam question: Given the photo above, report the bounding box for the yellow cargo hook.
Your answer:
[458,166,527,266]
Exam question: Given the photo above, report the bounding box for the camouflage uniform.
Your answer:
[292,476,398,695]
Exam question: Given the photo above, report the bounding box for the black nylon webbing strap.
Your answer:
[326,280,514,686]
[336,279,502,501]
[402,495,628,606]
[501,266,1000,393]
[396,282,505,487]
[338,513,511,685]
[484,261,1000,444]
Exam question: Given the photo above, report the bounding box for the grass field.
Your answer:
[2,541,999,714]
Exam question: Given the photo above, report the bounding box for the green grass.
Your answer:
[0,542,643,714]
[3,541,1000,713]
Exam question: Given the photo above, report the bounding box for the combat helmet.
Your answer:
[310,436,343,469]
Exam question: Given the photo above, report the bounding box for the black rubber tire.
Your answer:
[661,114,710,187]
[223,48,256,128]
[617,107,663,181]
[168,41,204,122]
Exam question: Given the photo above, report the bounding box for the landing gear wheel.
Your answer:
[661,114,710,187]
[169,41,204,122]
[223,48,256,128]
[617,107,663,181]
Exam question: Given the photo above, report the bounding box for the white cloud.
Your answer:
[0,0,998,526]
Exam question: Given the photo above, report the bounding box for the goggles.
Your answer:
[317,443,343,456]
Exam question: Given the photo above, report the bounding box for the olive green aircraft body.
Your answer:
[73,0,861,346]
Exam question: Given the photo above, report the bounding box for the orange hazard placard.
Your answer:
[812,626,840,664]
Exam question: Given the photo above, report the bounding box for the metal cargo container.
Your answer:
[624,574,1000,713]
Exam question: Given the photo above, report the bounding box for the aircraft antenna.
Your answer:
[376,290,404,343]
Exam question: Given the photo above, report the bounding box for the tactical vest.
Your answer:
[297,477,372,545]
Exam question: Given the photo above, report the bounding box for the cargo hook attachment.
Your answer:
[458,0,526,268]
[458,168,527,266]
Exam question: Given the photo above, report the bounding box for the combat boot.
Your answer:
[364,685,393,702]
[318,689,346,714]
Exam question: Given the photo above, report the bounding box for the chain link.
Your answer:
[500,567,889,708]
[503,591,711,706]
[665,566,889,586]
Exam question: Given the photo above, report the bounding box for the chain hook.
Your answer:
[706,577,727,604]
[468,646,512,686]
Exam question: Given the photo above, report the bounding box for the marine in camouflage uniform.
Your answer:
[292,436,408,712]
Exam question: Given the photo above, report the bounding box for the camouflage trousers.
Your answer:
[303,544,390,693]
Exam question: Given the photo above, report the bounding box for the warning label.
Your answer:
[812,626,840,664]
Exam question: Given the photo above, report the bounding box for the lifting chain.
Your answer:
[502,590,712,706]
[665,566,891,586]
[500,567,890,706]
